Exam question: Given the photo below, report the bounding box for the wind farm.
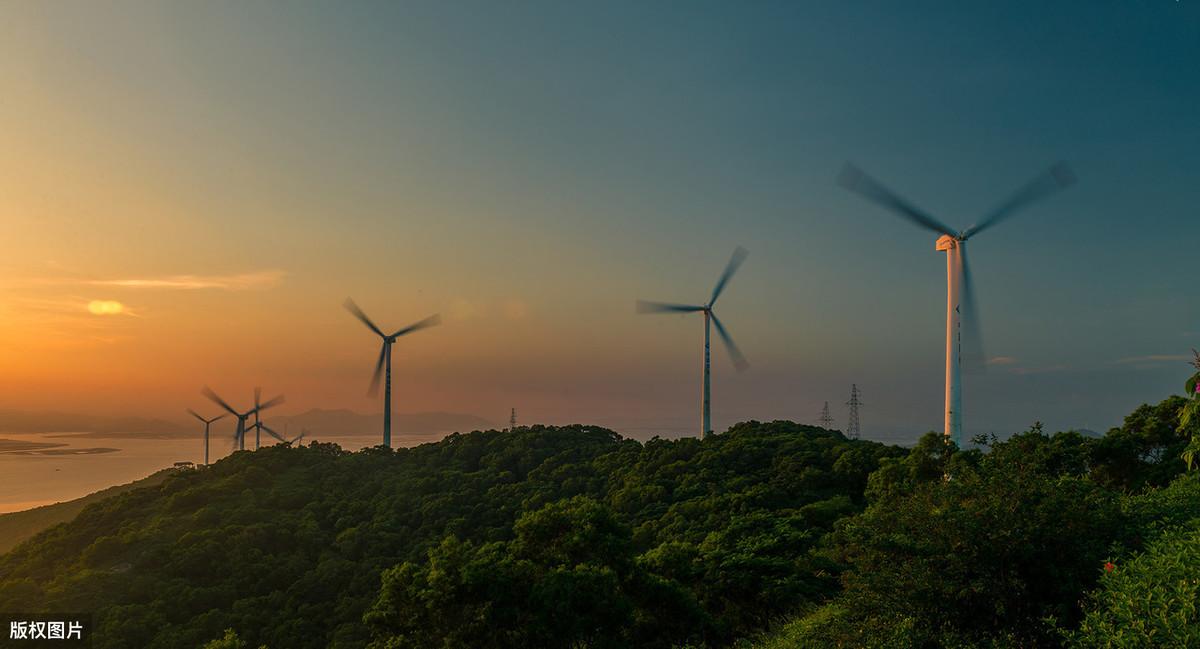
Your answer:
[2,4,1196,649]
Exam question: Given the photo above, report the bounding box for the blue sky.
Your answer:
[2,1,1198,441]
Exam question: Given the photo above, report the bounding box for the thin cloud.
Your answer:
[87,269,286,291]
[987,356,1017,366]
[1114,354,1191,365]
[1009,364,1069,375]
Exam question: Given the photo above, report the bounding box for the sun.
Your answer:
[87,300,125,316]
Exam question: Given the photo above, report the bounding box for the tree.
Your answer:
[811,430,1125,647]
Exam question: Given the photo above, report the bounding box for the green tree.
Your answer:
[812,430,1125,647]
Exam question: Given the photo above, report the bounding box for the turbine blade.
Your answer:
[255,394,285,412]
[709,246,749,306]
[959,244,985,374]
[209,414,227,424]
[710,312,749,372]
[635,300,705,314]
[254,386,262,410]
[838,163,957,237]
[368,342,386,396]
[392,313,442,338]
[343,298,386,337]
[187,409,205,423]
[260,423,287,443]
[202,387,239,416]
[963,162,1075,239]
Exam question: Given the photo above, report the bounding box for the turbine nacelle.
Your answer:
[935,234,961,251]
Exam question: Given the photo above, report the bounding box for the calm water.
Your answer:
[0,431,449,514]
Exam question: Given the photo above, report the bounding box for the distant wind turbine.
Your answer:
[637,246,750,439]
[202,387,284,451]
[244,388,281,450]
[344,298,441,448]
[838,162,1075,445]
[187,409,226,466]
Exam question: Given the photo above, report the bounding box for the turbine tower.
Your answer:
[203,387,284,451]
[637,246,750,439]
[344,298,441,448]
[839,162,1075,444]
[187,409,225,466]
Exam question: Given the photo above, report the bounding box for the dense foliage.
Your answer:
[754,396,1200,649]
[0,421,901,649]
[5,393,1200,649]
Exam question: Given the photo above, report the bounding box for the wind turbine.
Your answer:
[187,409,226,466]
[244,388,279,450]
[838,162,1075,445]
[202,387,284,451]
[344,298,441,448]
[637,246,750,439]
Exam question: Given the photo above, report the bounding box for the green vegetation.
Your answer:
[752,397,1200,649]
[0,421,899,648]
[3,395,1199,649]
[0,469,175,554]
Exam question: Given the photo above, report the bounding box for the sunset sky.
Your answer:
[1,1,1198,441]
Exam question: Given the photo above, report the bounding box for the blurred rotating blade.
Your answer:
[963,162,1076,239]
[710,312,749,371]
[959,244,985,374]
[392,314,442,338]
[368,342,386,396]
[838,163,957,237]
[636,300,705,314]
[202,387,239,416]
[255,394,285,413]
[709,246,749,307]
[343,298,385,337]
[260,423,287,444]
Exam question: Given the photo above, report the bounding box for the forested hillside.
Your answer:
[0,421,901,648]
[0,469,175,554]
[3,396,1196,649]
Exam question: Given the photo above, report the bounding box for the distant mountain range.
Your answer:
[0,407,493,439]
[0,409,187,436]
[268,409,494,437]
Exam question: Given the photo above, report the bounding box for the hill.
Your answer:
[0,469,176,554]
[0,421,900,649]
[4,397,1196,649]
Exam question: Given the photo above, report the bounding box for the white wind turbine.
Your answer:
[839,162,1075,445]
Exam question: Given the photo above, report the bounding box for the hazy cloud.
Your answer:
[1114,354,1191,365]
[87,270,286,291]
[987,356,1017,365]
[1009,364,1069,375]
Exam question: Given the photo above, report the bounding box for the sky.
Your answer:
[0,1,1197,443]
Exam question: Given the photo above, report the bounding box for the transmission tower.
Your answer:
[509,408,517,431]
[846,384,862,439]
[818,401,835,429]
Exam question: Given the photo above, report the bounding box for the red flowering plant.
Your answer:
[1180,350,1200,470]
